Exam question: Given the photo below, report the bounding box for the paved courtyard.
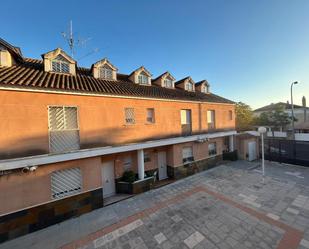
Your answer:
[1,160,309,249]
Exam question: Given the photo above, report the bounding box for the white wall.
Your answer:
[295,133,309,141]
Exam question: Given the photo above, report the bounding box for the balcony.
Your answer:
[181,124,192,136]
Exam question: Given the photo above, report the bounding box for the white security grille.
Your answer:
[182,146,194,163]
[52,55,70,73]
[48,106,80,153]
[125,108,135,124]
[51,167,82,199]
[99,65,113,79]
[208,142,217,156]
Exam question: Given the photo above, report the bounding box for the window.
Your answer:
[51,167,82,199]
[99,65,113,79]
[180,109,191,125]
[207,110,215,129]
[138,72,149,84]
[144,152,151,163]
[123,156,132,171]
[164,79,173,88]
[185,82,194,91]
[51,55,70,73]
[48,106,80,153]
[208,143,217,156]
[146,108,155,123]
[229,110,233,120]
[125,108,135,124]
[202,85,209,93]
[182,146,194,163]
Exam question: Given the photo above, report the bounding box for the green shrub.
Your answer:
[121,170,136,183]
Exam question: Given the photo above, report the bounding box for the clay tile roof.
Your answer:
[0,58,234,104]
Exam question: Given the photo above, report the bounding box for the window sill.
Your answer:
[145,122,155,125]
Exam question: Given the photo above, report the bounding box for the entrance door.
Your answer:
[158,151,168,180]
[248,141,257,161]
[102,161,116,198]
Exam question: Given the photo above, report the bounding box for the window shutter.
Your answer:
[51,167,82,199]
[125,108,135,124]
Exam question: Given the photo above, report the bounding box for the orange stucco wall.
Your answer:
[0,89,235,159]
[0,157,102,215]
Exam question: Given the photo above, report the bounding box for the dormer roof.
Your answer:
[129,66,152,77]
[0,38,23,62]
[153,71,175,82]
[91,58,118,71]
[175,76,194,86]
[41,48,76,64]
[195,80,209,87]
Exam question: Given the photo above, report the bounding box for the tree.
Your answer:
[235,102,254,131]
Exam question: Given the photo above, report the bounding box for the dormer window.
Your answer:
[202,85,209,93]
[52,55,70,73]
[92,58,117,80]
[138,72,149,85]
[42,48,76,75]
[164,79,173,88]
[185,82,194,91]
[99,65,113,80]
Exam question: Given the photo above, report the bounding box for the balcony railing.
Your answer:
[181,124,192,136]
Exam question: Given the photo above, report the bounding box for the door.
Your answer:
[248,141,257,161]
[158,151,168,180]
[102,161,116,198]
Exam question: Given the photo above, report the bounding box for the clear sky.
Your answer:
[2,0,309,109]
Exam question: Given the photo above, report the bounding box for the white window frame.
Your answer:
[51,167,82,199]
[138,73,149,85]
[164,78,173,88]
[99,65,113,80]
[181,109,191,125]
[48,105,80,153]
[208,142,217,156]
[144,151,151,163]
[185,82,194,91]
[146,108,155,123]
[207,110,215,129]
[182,146,194,164]
[125,108,135,124]
[202,85,209,93]
[51,55,70,73]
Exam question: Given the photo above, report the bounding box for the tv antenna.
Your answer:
[61,20,99,60]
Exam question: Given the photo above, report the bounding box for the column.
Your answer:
[229,135,234,152]
[137,149,145,180]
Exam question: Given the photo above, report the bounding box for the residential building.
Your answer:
[0,38,236,241]
[254,102,309,131]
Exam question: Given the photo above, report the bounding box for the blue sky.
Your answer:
[2,0,309,109]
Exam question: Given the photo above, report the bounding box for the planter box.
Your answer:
[116,177,154,195]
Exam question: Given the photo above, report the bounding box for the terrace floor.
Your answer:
[1,160,309,249]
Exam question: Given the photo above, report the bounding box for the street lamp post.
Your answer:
[258,126,267,182]
[291,81,298,139]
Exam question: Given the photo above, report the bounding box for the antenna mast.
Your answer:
[61,20,99,60]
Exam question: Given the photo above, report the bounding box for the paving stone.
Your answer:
[183,231,205,249]
[266,213,280,220]
[154,232,167,244]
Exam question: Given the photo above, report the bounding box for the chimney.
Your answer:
[303,96,307,122]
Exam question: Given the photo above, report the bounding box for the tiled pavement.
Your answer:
[1,160,309,249]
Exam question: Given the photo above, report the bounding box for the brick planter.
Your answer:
[116,177,154,195]
[167,154,223,180]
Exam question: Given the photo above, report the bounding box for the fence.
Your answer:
[264,139,309,167]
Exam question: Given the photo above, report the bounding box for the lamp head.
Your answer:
[293,81,298,85]
[258,126,267,134]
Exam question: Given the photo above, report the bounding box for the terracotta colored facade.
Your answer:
[0,39,237,241]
